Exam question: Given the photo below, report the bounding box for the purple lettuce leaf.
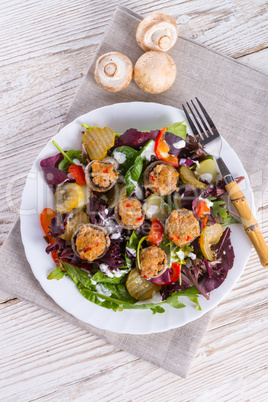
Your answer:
[183,135,207,160]
[86,195,111,225]
[48,212,73,238]
[181,227,234,298]
[202,227,234,293]
[181,260,210,300]
[149,268,173,285]
[45,238,65,254]
[97,240,125,269]
[40,153,69,190]
[160,279,190,301]
[164,132,184,156]
[178,158,195,167]
[203,176,244,199]
[180,185,202,210]
[40,153,63,169]
[113,129,159,150]
[136,219,152,238]
[86,195,124,238]
[202,184,226,198]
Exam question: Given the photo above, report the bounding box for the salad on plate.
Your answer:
[40,121,242,315]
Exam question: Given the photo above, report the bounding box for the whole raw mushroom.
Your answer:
[134,51,176,94]
[136,12,178,52]
[94,51,133,92]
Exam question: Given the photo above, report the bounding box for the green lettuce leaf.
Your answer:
[58,149,84,172]
[125,230,140,268]
[57,260,200,314]
[47,266,66,280]
[112,146,139,174]
[166,122,187,139]
[125,155,143,195]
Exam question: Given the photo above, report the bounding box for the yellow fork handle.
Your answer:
[225,181,268,267]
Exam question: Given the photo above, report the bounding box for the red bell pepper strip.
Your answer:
[68,165,86,186]
[196,200,210,219]
[154,127,179,168]
[202,215,208,229]
[40,208,59,263]
[196,199,210,229]
[148,218,164,246]
[153,262,181,286]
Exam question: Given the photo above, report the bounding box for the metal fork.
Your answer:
[182,98,268,267]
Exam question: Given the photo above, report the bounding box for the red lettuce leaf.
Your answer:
[40,153,70,190]
[181,227,235,298]
[113,129,159,150]
[97,240,125,269]
[149,268,173,285]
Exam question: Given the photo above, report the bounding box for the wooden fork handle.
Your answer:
[225,181,268,267]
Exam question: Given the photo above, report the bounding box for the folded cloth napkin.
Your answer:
[0,5,267,378]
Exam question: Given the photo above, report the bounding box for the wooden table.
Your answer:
[1,1,267,400]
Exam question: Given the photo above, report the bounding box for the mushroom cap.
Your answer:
[136,13,178,52]
[143,160,179,195]
[71,224,110,261]
[134,51,176,94]
[85,160,118,192]
[94,51,133,92]
[114,197,145,230]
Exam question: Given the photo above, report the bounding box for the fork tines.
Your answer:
[182,98,219,143]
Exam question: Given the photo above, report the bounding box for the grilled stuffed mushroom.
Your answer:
[114,197,145,230]
[165,208,200,247]
[85,160,119,192]
[139,246,167,279]
[144,161,179,196]
[71,224,110,261]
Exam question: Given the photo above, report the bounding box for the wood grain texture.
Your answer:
[0,0,267,400]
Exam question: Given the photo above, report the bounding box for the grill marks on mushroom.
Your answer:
[94,52,133,92]
[136,12,178,52]
[134,51,177,94]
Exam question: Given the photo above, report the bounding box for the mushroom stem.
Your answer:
[151,31,171,50]
[94,51,133,92]
[104,62,118,77]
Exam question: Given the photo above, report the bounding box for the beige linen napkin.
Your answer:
[1,6,267,378]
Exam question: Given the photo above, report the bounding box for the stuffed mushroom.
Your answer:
[139,246,167,279]
[165,209,200,247]
[144,161,179,196]
[114,197,145,230]
[85,160,119,192]
[71,224,110,261]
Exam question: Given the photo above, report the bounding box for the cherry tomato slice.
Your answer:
[148,218,164,246]
[169,263,181,283]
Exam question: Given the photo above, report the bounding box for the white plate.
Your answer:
[20,102,254,334]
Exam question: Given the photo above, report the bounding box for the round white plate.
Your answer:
[20,102,254,334]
